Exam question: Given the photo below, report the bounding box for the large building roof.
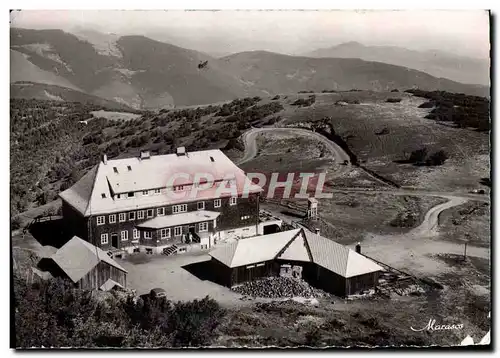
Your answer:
[51,236,127,283]
[137,210,220,229]
[59,149,262,216]
[209,228,383,278]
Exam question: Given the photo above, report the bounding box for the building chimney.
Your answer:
[140,151,151,160]
[102,154,107,165]
[176,147,186,156]
[355,242,361,254]
[315,228,320,236]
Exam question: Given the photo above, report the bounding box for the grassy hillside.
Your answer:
[277,91,490,191]
[11,82,136,111]
[220,51,489,97]
[10,49,81,91]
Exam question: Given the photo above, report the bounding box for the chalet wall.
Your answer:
[301,264,347,297]
[77,261,127,290]
[61,201,88,242]
[230,260,280,287]
[210,258,232,287]
[86,193,259,250]
[346,272,379,295]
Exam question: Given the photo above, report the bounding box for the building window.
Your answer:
[147,209,154,218]
[230,197,237,206]
[197,201,205,210]
[119,213,126,222]
[144,231,152,239]
[116,194,121,199]
[214,199,221,208]
[241,215,251,220]
[109,214,116,223]
[157,207,165,216]
[127,165,132,171]
[129,212,136,221]
[154,188,161,194]
[133,229,140,240]
[120,230,128,241]
[199,222,208,232]
[97,216,105,225]
[143,190,149,196]
[101,193,106,199]
[174,185,184,192]
[160,228,170,239]
[128,192,135,198]
[113,167,118,174]
[174,226,182,236]
[173,204,188,214]
[137,210,145,220]
[101,233,108,245]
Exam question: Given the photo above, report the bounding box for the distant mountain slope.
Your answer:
[10,28,260,108]
[10,28,489,108]
[10,49,81,91]
[10,82,135,111]
[220,51,489,97]
[116,35,258,107]
[303,42,490,86]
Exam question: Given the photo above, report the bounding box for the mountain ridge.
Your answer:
[10,28,489,108]
[303,41,490,86]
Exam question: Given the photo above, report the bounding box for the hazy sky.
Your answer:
[10,10,490,58]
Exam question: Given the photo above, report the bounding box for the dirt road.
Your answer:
[237,126,490,277]
[237,127,350,166]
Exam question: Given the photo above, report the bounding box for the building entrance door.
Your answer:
[111,233,118,248]
[188,226,195,243]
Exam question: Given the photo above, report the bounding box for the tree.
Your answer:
[427,150,448,166]
[409,148,428,163]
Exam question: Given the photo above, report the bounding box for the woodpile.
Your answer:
[232,277,325,299]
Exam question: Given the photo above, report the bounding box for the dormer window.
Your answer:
[128,192,135,198]
[101,193,106,198]
[210,156,215,162]
[113,167,118,174]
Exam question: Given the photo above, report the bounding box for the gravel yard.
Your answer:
[116,251,246,306]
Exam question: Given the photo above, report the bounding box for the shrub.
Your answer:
[386,98,402,103]
[292,95,316,107]
[11,216,22,230]
[426,150,448,166]
[418,101,435,108]
[408,148,428,163]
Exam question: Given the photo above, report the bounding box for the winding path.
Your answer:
[237,127,350,166]
[238,126,490,274]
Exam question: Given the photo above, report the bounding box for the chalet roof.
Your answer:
[99,278,124,291]
[51,236,127,283]
[59,149,263,216]
[210,229,301,268]
[302,230,383,278]
[136,210,220,229]
[208,228,383,278]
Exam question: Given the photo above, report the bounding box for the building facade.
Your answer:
[209,228,383,297]
[48,236,128,291]
[60,148,263,255]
